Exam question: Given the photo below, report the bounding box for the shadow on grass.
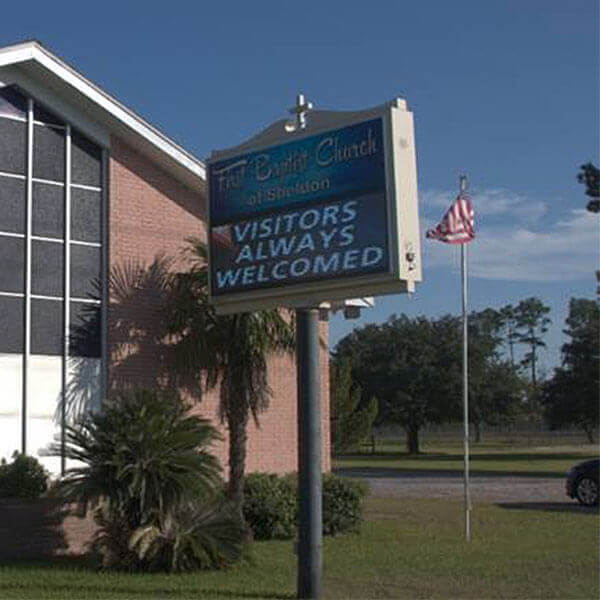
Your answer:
[421,452,598,462]
[0,555,95,569]
[334,466,567,479]
[497,501,599,515]
[336,452,400,461]
[0,582,293,599]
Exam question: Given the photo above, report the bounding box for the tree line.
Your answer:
[331,296,599,454]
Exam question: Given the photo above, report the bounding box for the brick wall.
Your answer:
[108,136,330,476]
[0,500,96,559]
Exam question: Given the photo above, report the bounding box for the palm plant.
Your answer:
[129,497,245,572]
[166,239,295,518]
[51,388,244,571]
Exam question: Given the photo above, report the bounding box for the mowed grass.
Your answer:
[335,441,600,477]
[1,495,598,599]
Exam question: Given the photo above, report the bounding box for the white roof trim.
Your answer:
[0,41,206,181]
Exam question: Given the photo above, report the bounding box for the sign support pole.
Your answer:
[296,307,322,599]
[207,93,420,593]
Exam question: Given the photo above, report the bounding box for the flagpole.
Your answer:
[425,174,474,542]
[460,174,471,543]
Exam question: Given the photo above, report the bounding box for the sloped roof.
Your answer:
[0,40,206,188]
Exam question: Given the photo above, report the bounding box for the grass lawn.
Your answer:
[334,442,600,478]
[1,495,598,599]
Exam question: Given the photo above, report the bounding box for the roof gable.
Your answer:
[0,41,206,189]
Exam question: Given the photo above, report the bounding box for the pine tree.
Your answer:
[514,297,551,390]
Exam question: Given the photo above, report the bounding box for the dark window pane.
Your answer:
[0,86,26,119]
[69,301,100,358]
[0,236,24,293]
[0,119,26,175]
[0,176,26,233]
[71,188,101,242]
[32,240,63,297]
[70,244,100,299]
[33,102,63,127]
[33,124,65,182]
[71,131,101,187]
[0,296,24,353]
[33,182,64,239]
[31,298,63,355]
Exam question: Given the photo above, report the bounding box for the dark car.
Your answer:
[566,459,599,506]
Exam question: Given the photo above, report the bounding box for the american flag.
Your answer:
[426,193,475,244]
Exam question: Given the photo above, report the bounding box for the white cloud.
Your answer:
[421,197,599,282]
[421,188,548,223]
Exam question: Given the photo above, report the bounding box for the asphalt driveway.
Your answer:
[334,467,598,512]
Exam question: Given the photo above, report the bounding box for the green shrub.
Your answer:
[241,472,368,540]
[322,474,368,536]
[243,473,297,540]
[0,452,48,500]
[53,388,245,572]
[92,497,246,573]
[129,499,246,572]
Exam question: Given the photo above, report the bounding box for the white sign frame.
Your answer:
[207,98,421,314]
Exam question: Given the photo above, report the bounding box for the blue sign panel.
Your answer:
[209,118,389,297]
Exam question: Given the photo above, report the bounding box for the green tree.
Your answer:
[470,360,524,442]
[336,310,528,451]
[468,309,524,442]
[166,240,294,519]
[388,315,462,454]
[577,162,600,213]
[542,298,599,443]
[330,358,378,454]
[335,314,462,454]
[469,308,503,358]
[499,304,519,368]
[514,297,551,390]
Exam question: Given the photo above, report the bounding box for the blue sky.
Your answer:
[2,0,598,373]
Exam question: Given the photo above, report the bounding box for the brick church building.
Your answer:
[0,41,330,476]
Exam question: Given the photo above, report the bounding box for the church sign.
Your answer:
[208,99,421,313]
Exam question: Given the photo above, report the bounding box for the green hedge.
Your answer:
[242,473,368,540]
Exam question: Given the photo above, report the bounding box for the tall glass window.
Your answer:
[0,85,105,474]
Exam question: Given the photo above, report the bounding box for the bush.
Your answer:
[53,388,245,572]
[129,499,247,572]
[243,473,297,540]
[93,497,246,572]
[322,474,368,536]
[0,452,48,500]
[241,472,368,540]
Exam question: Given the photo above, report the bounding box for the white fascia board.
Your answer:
[0,42,206,182]
[0,64,110,148]
[0,43,35,67]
